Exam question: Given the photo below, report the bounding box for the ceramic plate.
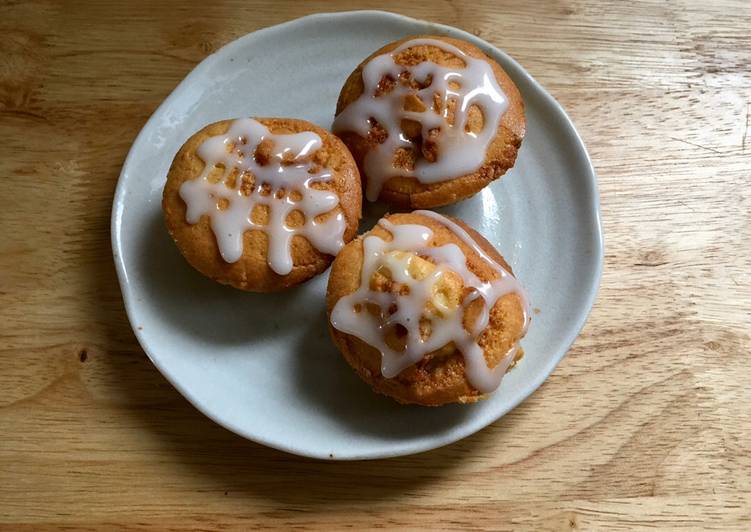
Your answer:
[112,11,603,460]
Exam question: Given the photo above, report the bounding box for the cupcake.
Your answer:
[333,35,525,209]
[326,210,529,405]
[163,117,362,292]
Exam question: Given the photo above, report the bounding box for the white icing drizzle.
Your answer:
[333,38,508,201]
[179,118,346,275]
[330,211,530,393]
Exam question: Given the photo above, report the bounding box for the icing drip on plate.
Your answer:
[330,211,529,394]
[179,118,346,275]
[332,38,508,201]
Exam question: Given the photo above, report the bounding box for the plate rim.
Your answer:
[111,9,604,460]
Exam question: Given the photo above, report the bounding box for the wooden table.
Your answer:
[1,1,749,529]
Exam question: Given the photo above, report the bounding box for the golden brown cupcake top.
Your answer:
[162,117,361,292]
[328,210,529,404]
[333,35,525,207]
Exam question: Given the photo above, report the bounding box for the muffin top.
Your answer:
[333,35,525,208]
[327,211,529,402]
[163,117,361,291]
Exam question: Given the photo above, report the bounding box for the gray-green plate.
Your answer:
[112,11,603,460]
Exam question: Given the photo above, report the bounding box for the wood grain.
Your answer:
[1,0,750,530]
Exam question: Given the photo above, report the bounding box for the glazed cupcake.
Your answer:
[326,211,529,406]
[163,117,362,292]
[333,35,525,209]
